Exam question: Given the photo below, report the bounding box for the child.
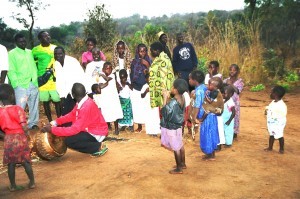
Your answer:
[223,64,244,140]
[264,86,287,154]
[81,37,106,69]
[117,69,134,132]
[90,81,110,110]
[141,73,161,137]
[189,70,219,161]
[204,60,222,85]
[187,90,196,140]
[0,84,35,191]
[221,85,236,147]
[161,78,188,174]
[85,47,106,93]
[98,62,123,135]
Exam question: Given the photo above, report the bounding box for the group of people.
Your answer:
[0,30,288,190]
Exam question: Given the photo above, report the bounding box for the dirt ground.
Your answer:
[0,87,299,199]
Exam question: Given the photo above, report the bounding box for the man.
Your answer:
[157,31,172,60]
[54,46,85,115]
[0,44,8,83]
[172,33,198,91]
[32,31,61,122]
[42,83,108,157]
[8,33,39,130]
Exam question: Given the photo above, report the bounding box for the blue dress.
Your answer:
[194,84,219,154]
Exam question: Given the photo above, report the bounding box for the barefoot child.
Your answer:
[222,85,236,147]
[98,62,123,135]
[117,69,134,132]
[264,86,287,154]
[161,78,188,174]
[0,84,35,191]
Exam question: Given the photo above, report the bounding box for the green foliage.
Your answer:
[263,49,285,78]
[84,4,116,49]
[275,70,299,92]
[284,71,299,82]
[250,84,265,92]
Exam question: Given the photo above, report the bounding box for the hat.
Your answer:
[157,31,166,39]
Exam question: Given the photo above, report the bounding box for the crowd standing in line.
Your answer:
[0,29,288,191]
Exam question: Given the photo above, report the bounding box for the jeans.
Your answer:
[14,82,39,128]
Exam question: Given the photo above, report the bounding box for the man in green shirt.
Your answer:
[8,33,39,130]
[32,31,61,122]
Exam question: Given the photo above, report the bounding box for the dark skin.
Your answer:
[162,87,186,174]
[188,75,201,125]
[264,89,284,154]
[39,32,51,47]
[227,66,240,94]
[82,41,96,68]
[117,44,125,59]
[208,64,219,78]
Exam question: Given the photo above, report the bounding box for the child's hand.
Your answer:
[225,120,231,126]
[162,89,170,100]
[41,124,52,134]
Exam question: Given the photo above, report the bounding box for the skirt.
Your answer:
[3,133,31,165]
[161,127,183,151]
[118,97,133,127]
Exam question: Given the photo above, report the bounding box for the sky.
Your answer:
[1,0,246,30]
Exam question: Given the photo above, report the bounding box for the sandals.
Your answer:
[8,185,25,192]
[91,143,109,157]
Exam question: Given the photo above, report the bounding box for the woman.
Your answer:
[81,37,106,69]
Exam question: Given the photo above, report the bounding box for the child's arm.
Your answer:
[99,73,112,82]
[198,112,208,123]
[141,88,149,98]
[225,107,236,126]
[162,89,170,106]
[99,82,109,89]
[126,81,133,90]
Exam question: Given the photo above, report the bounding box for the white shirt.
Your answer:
[85,60,105,93]
[0,44,9,83]
[204,73,222,85]
[54,55,85,98]
[266,99,287,120]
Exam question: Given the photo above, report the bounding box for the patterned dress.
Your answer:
[149,51,174,108]
[223,77,244,134]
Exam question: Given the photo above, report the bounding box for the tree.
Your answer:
[9,0,49,48]
[84,4,116,50]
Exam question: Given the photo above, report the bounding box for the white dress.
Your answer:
[85,61,105,93]
[141,84,161,135]
[266,100,287,139]
[98,73,123,122]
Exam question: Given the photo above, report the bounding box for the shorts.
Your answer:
[39,90,60,102]
[161,127,183,151]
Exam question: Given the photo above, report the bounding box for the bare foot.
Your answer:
[264,148,273,152]
[169,168,183,174]
[28,182,35,189]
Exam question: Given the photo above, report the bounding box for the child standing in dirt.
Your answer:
[264,86,287,154]
[221,85,236,147]
[0,84,35,191]
[161,78,188,174]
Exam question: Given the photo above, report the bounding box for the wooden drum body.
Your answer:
[33,131,67,160]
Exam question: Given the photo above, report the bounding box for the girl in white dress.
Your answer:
[98,62,123,135]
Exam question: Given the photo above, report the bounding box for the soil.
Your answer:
[0,87,299,199]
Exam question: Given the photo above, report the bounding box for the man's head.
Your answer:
[54,46,65,65]
[38,31,51,46]
[176,33,184,45]
[14,33,27,50]
[71,83,86,102]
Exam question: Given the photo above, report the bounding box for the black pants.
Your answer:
[61,94,76,116]
[64,132,101,154]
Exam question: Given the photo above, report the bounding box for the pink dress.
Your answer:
[81,51,106,64]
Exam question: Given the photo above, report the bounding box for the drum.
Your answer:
[33,131,67,160]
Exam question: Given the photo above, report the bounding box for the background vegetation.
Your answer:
[1,0,299,86]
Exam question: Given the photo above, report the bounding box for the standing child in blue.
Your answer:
[117,69,134,132]
[161,78,188,174]
[189,70,219,161]
[0,84,35,191]
[221,85,236,147]
[264,86,287,154]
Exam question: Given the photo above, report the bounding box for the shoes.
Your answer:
[30,125,39,130]
[91,145,109,157]
[169,169,183,174]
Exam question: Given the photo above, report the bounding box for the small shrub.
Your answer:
[250,84,265,92]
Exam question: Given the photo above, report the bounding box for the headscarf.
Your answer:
[112,40,132,71]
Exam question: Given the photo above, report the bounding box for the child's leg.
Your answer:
[22,161,35,188]
[7,163,24,191]
[279,137,284,154]
[180,146,187,168]
[169,151,183,174]
[265,136,274,151]
[135,124,142,132]
[54,101,62,118]
[114,121,119,135]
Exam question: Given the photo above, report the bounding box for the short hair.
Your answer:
[173,78,188,95]
[54,46,65,54]
[150,42,163,52]
[272,85,286,99]
[119,69,128,78]
[14,33,25,42]
[72,83,86,98]
[224,85,235,97]
[210,77,223,89]
[103,61,112,69]
[91,47,100,53]
[209,61,219,68]
[190,70,205,84]
[91,84,99,93]
[0,83,16,105]
[38,31,47,40]
[176,32,183,38]
[86,37,97,45]
[230,64,240,72]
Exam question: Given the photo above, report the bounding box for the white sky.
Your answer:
[1,0,245,30]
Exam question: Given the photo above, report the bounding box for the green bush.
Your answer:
[250,84,265,92]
